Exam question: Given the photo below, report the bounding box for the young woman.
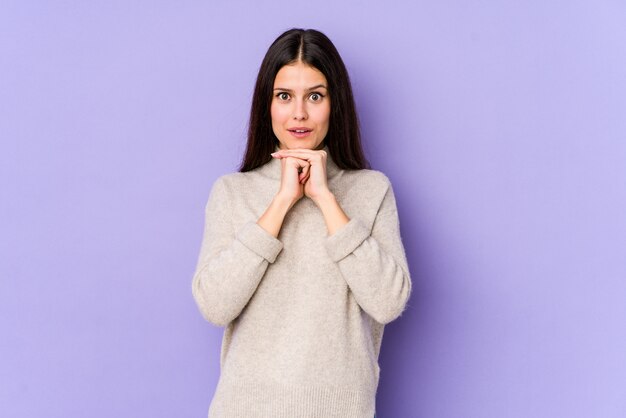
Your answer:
[192,28,412,418]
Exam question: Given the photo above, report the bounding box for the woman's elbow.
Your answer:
[372,272,412,324]
[191,274,236,327]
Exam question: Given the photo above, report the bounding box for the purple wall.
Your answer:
[2,1,625,417]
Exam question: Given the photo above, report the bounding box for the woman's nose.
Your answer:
[293,100,307,120]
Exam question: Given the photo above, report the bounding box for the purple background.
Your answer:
[2,1,625,417]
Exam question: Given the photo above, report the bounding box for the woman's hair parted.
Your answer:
[238,28,370,172]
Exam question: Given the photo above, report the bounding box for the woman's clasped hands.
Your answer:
[272,148,330,205]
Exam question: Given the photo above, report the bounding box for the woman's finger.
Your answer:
[272,148,318,156]
[299,164,310,182]
[284,156,308,171]
[272,149,325,163]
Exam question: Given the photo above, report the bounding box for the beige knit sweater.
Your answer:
[192,144,412,418]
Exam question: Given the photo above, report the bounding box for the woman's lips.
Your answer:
[288,128,312,138]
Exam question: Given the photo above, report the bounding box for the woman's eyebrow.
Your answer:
[273,84,328,92]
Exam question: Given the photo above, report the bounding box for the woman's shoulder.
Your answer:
[337,168,396,205]
[212,171,253,188]
[343,167,393,188]
[210,170,277,202]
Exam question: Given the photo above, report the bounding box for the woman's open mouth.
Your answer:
[287,128,312,138]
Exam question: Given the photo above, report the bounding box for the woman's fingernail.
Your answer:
[271,152,279,157]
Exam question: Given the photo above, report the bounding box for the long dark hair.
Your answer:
[239,28,370,172]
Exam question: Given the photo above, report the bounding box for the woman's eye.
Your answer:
[276,92,324,101]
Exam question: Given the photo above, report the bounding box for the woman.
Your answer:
[192,28,412,418]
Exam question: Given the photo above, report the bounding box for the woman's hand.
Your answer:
[271,148,331,204]
[276,155,311,206]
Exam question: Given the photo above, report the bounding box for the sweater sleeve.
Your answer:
[191,176,284,327]
[323,176,412,325]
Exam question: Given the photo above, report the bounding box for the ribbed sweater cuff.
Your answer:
[324,217,370,262]
[236,221,284,263]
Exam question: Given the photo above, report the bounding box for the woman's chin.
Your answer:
[277,137,325,151]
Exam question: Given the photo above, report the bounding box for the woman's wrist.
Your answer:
[311,190,335,207]
[313,191,350,235]
[257,194,294,238]
[275,191,300,209]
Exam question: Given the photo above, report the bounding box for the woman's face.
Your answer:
[271,61,330,150]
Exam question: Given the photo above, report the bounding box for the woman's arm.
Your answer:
[191,176,285,327]
[318,176,413,325]
[257,192,296,238]
[313,192,350,235]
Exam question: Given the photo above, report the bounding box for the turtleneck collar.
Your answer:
[256,143,342,180]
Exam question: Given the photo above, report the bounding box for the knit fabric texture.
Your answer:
[192,144,412,418]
